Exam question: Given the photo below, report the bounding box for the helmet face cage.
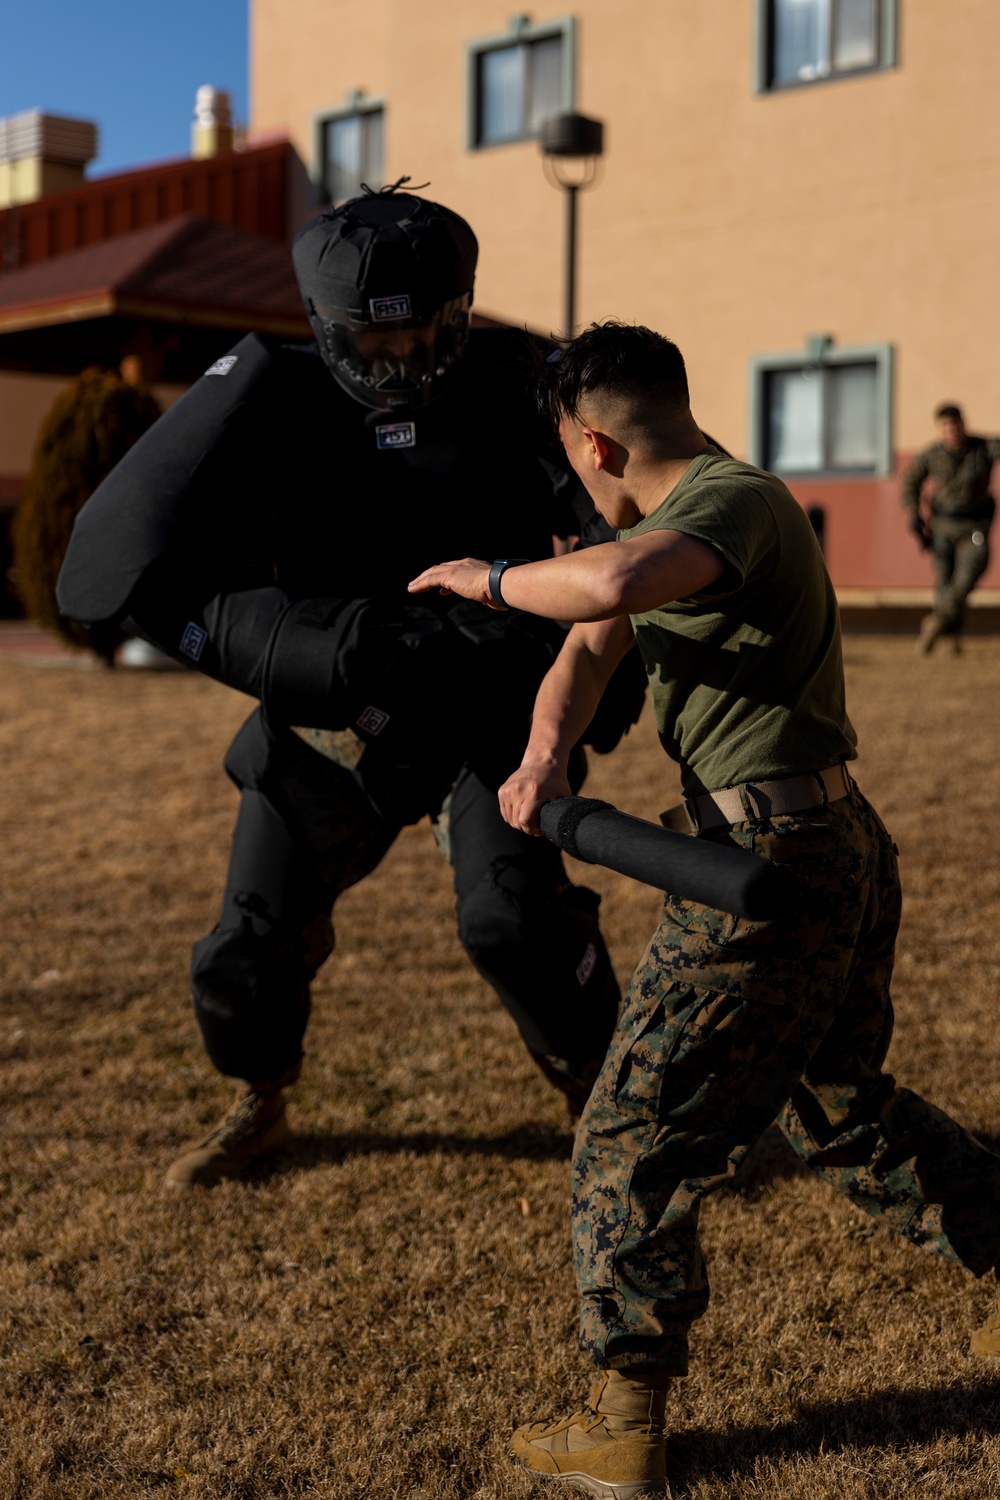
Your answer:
[308,293,472,412]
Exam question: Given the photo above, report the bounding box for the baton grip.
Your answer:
[539,796,795,921]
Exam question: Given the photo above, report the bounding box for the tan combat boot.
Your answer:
[916,612,943,655]
[971,1280,1000,1357]
[164,1080,292,1189]
[510,1367,672,1499]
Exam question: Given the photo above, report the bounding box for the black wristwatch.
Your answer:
[488,558,529,610]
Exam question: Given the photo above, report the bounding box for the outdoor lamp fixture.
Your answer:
[539,110,604,338]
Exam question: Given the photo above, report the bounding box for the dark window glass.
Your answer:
[322,108,383,205]
[833,0,879,69]
[765,361,878,473]
[526,34,564,133]
[772,0,878,86]
[767,366,824,471]
[477,34,564,145]
[827,363,877,467]
[479,45,524,144]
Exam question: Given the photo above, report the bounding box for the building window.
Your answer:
[467,16,575,149]
[754,0,898,91]
[749,339,894,476]
[316,99,384,205]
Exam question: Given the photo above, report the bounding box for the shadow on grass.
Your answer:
[722,1124,1000,1199]
[669,1375,1000,1492]
[252,1121,1000,1190]
[250,1122,574,1180]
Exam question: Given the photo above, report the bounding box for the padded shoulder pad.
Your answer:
[57,333,278,624]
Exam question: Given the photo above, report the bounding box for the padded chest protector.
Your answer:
[54,329,643,821]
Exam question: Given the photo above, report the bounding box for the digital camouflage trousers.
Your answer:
[573,781,1000,1375]
[931,516,991,632]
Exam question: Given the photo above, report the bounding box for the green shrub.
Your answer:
[12,367,161,662]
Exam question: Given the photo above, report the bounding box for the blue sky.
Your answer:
[0,1,248,177]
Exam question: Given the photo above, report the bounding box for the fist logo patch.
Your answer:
[370,293,411,321]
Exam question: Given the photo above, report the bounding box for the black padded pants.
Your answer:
[191,710,620,1090]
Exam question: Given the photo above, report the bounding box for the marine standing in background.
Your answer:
[901,402,1000,654]
[57,184,644,1188]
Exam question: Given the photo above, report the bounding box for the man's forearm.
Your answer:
[901,458,928,515]
[524,624,626,768]
[408,529,725,621]
[497,544,635,621]
[497,616,635,834]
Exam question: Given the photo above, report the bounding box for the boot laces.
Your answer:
[204,1092,268,1147]
[538,1402,603,1436]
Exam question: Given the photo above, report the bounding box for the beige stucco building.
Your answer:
[1,4,996,600]
[251,0,1000,589]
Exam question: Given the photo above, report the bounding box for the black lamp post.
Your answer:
[539,111,604,338]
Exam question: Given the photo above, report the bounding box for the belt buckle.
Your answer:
[659,801,698,835]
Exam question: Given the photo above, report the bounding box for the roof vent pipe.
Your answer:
[192,87,234,159]
[0,110,98,208]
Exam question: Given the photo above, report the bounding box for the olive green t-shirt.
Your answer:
[618,449,856,795]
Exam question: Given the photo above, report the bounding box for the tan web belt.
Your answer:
[660,761,852,835]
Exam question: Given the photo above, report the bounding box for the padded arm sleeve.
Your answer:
[123,558,369,731]
[56,333,277,627]
[54,331,375,729]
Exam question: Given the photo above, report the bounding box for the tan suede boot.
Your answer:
[971,1283,1000,1357]
[164,1081,291,1189]
[916,612,943,655]
[510,1368,671,1499]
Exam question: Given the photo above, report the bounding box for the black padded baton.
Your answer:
[539,797,796,920]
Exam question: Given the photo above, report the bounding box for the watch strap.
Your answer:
[488,557,529,609]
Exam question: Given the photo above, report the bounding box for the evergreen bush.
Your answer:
[11,366,161,662]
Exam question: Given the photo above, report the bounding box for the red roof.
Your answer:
[0,138,294,268]
[0,214,309,339]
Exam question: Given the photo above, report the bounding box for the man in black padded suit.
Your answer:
[57,181,647,1187]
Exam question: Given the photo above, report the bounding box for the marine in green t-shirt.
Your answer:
[620,446,856,794]
[409,321,1000,1498]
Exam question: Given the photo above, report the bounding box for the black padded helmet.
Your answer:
[292,180,478,412]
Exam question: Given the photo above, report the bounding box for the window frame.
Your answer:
[465,14,576,150]
[748,339,895,477]
[752,0,898,93]
[312,91,386,206]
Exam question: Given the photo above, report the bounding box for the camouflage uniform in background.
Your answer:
[901,435,1000,636]
[574,780,1000,1376]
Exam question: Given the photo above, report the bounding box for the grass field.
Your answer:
[4,635,1000,1499]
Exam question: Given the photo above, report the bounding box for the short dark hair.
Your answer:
[935,403,963,422]
[538,320,689,429]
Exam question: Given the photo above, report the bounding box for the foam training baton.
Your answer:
[539,797,797,921]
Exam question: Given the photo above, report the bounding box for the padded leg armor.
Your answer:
[191,710,398,1082]
[448,768,620,1114]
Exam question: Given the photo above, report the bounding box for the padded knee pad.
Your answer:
[190,916,315,1082]
[457,856,619,1063]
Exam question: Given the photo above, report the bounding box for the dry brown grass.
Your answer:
[3,636,1000,1498]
